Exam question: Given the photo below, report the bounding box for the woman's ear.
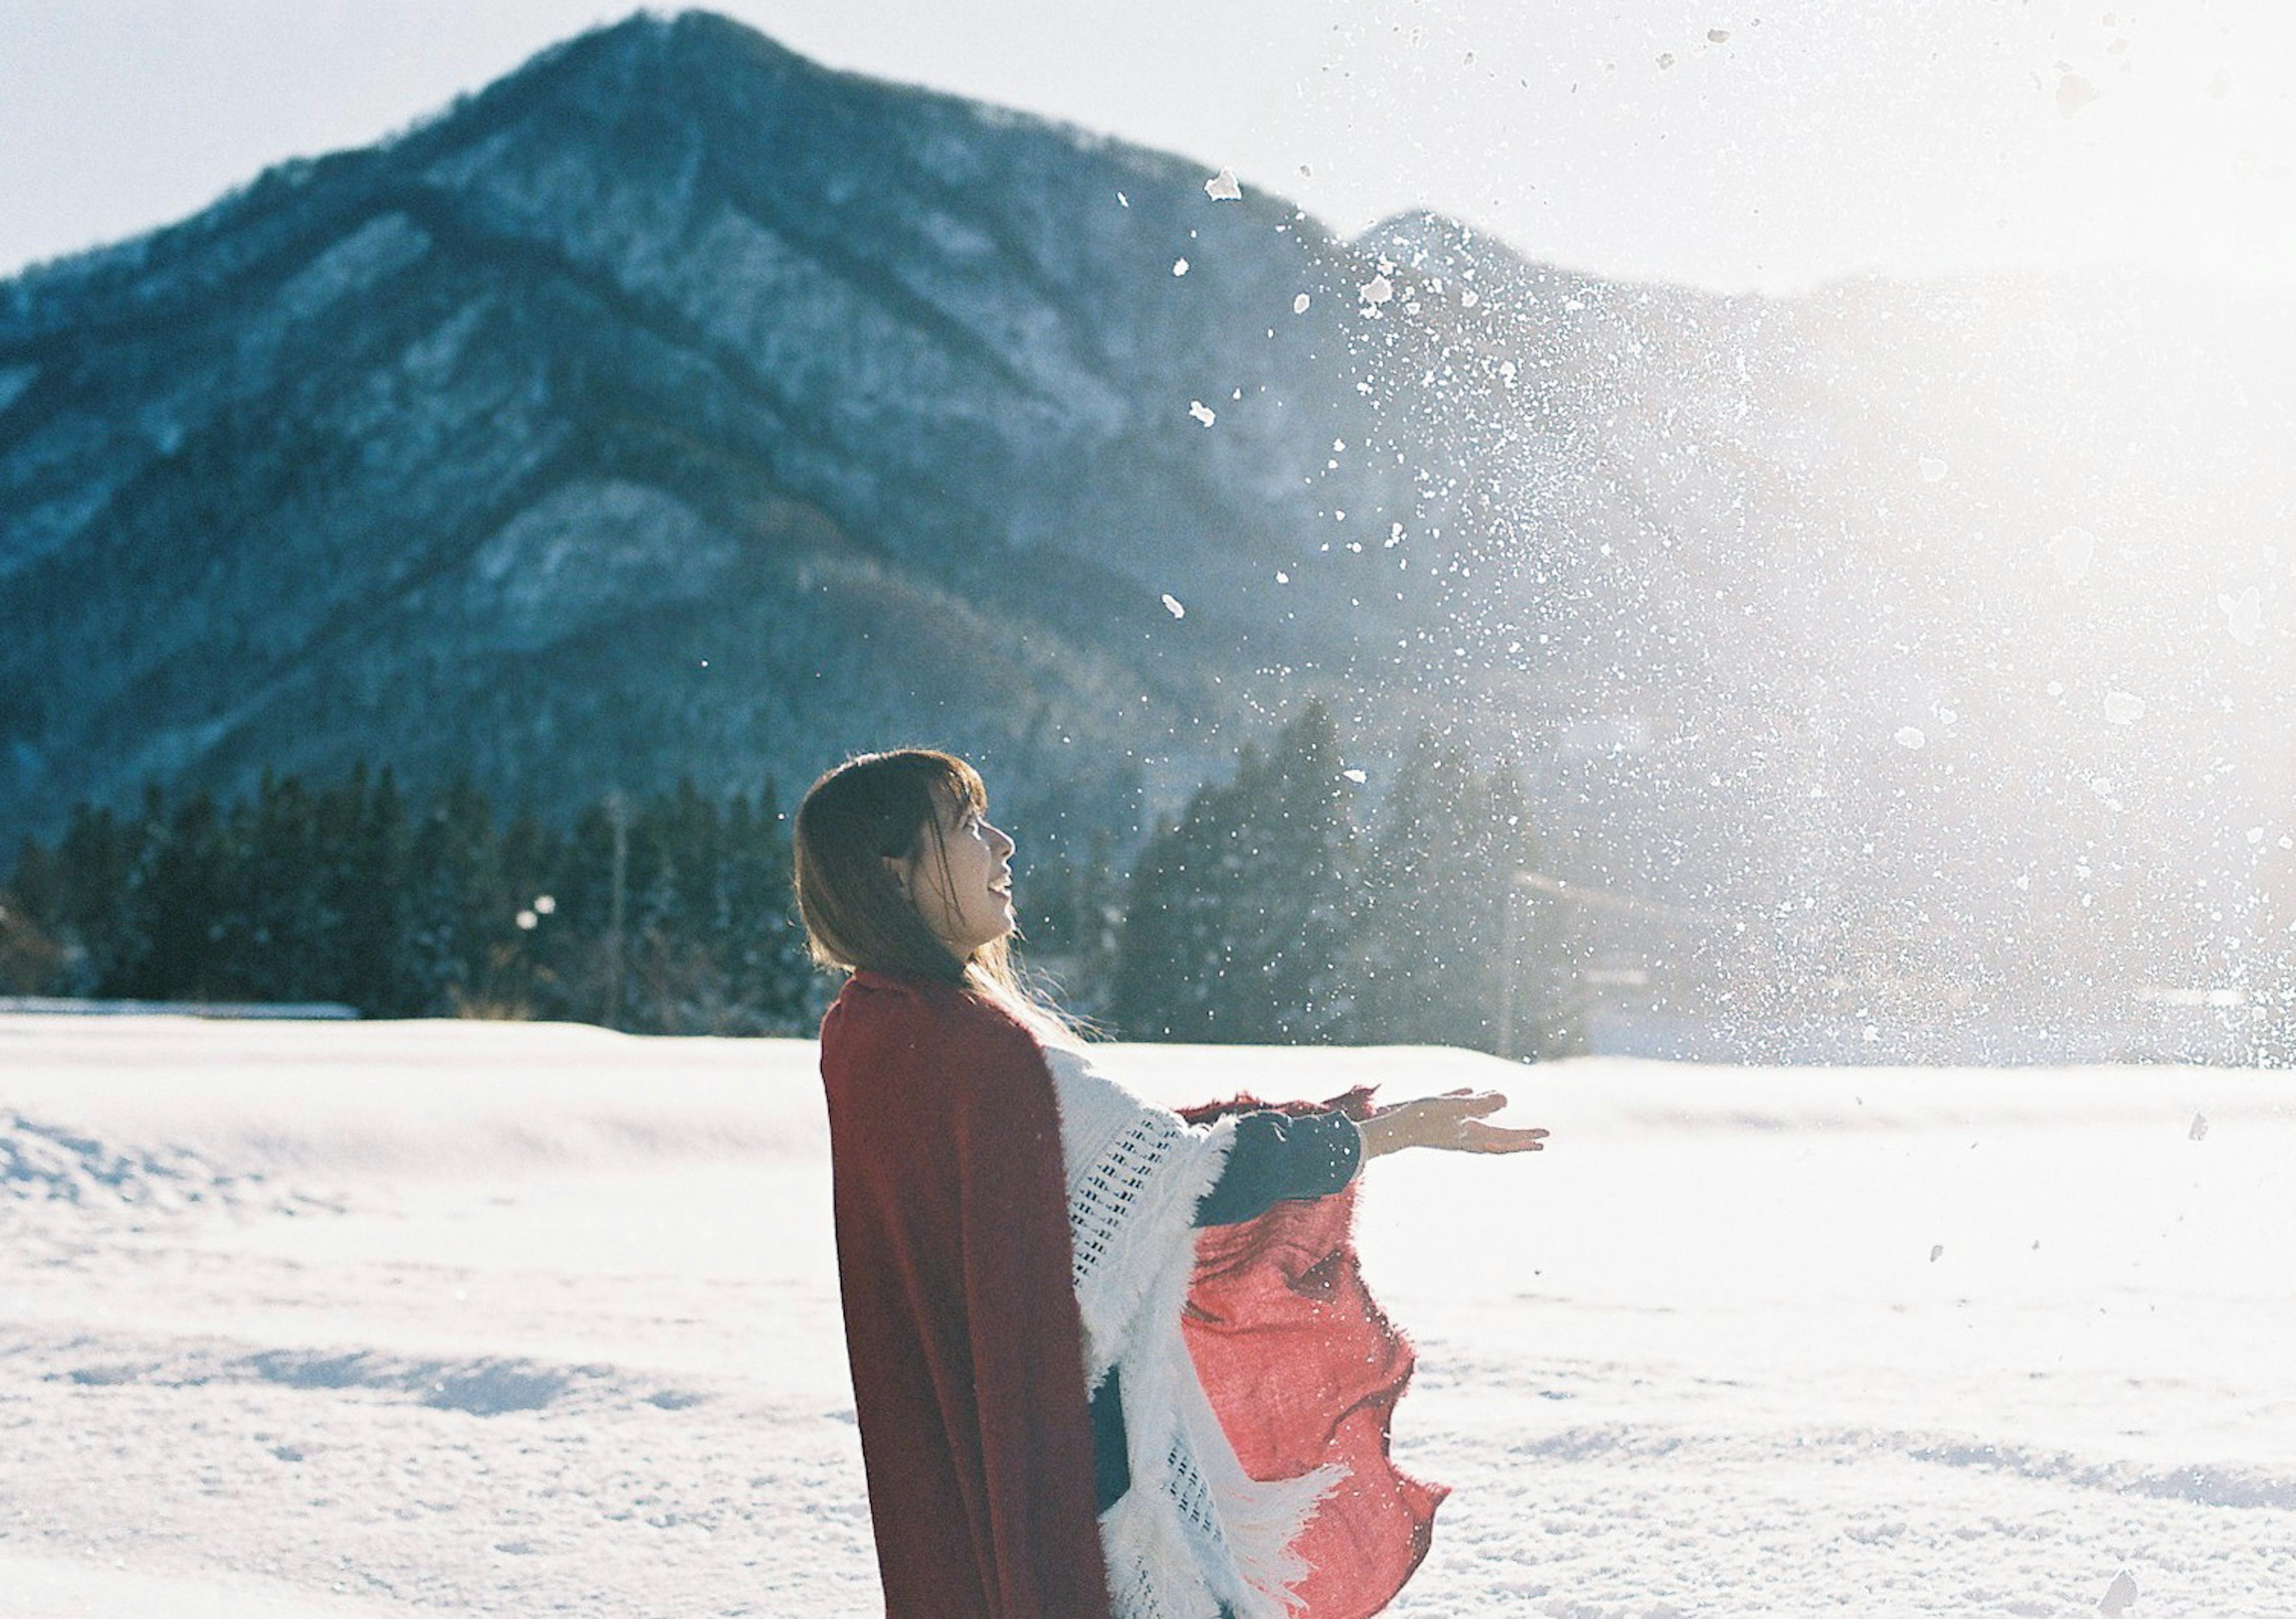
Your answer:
[881,854,908,896]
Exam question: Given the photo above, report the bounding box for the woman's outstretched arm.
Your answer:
[1358,1089,1548,1159]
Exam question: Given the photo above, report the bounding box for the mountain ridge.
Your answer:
[8,9,2296,1018]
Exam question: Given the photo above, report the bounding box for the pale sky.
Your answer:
[3,0,2294,293]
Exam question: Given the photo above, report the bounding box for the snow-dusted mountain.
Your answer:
[5,9,2295,1018]
[0,11,1429,841]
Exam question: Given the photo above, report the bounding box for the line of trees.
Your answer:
[0,769,816,1034]
[1109,702,1544,1051]
[1,705,1546,1051]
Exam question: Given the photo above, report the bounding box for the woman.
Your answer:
[795,749,1546,1619]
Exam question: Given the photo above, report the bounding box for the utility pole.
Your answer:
[604,789,628,1028]
[1497,881,1526,1061]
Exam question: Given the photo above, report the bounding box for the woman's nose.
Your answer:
[991,823,1016,857]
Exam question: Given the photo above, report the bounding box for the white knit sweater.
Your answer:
[1043,1045,1340,1619]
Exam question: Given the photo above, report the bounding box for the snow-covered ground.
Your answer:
[3,1013,2291,1618]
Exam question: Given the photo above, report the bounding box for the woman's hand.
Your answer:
[1358,1089,1549,1160]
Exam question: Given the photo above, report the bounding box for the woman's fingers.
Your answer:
[1367,1092,1549,1153]
[1457,1121,1549,1153]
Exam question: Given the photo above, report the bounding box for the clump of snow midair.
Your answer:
[2048,527,2096,584]
[1895,726,1927,750]
[1204,168,1242,201]
[1293,293,1312,314]
[1360,274,1395,306]
[1460,288,1480,308]
[1160,594,1186,619]
[2219,586,2263,645]
[1172,258,1190,277]
[2190,1113,2210,1142]
[1188,401,1216,427]
[1341,768,1367,784]
[2057,69,2101,118]
[2103,692,2147,725]
[1918,457,1947,483]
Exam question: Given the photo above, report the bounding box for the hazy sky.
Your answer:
[3,0,2294,292]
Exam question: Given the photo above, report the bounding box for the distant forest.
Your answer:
[0,705,1546,1052]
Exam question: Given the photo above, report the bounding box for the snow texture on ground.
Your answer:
[2,1013,2291,1617]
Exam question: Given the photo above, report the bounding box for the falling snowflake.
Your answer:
[1204,167,1242,201]
[2190,1113,2211,1142]
[2047,526,2096,584]
[1928,1244,1944,1263]
[1293,292,1311,314]
[1918,457,1947,483]
[1189,401,1216,426]
[1172,258,1189,277]
[1895,726,1927,750]
[1460,288,1480,308]
[2103,692,2147,725]
[1359,273,1394,305]
[2219,586,2263,645]
[1160,594,1186,619]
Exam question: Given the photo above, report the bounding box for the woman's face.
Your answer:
[892,792,1017,957]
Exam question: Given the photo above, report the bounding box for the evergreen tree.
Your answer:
[54,802,147,995]
[404,779,520,1017]
[1351,738,1545,1053]
[120,787,239,1000]
[222,772,322,1002]
[1,838,67,994]
[1112,701,1358,1043]
[719,785,817,1033]
[327,766,413,1013]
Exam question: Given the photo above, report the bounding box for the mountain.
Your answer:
[0,11,1424,845]
[7,9,2296,1026]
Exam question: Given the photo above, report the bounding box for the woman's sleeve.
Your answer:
[1192,1107,1363,1228]
[950,1021,1116,1619]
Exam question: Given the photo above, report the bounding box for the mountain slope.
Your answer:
[7,11,2296,1024]
[0,12,1412,839]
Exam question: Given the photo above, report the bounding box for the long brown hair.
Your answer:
[793,749,1068,1035]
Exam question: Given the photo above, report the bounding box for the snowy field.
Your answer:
[3,1013,2292,1619]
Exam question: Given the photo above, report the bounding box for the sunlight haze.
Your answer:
[2,0,2293,291]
